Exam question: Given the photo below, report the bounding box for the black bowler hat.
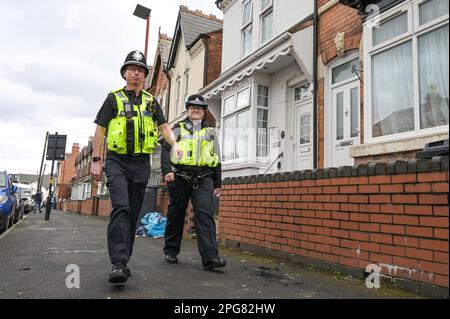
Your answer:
[185,94,208,109]
[120,50,149,79]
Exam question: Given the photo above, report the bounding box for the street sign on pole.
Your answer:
[45,133,66,221]
[46,134,67,160]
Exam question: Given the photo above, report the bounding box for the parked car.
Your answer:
[15,183,32,218]
[0,171,18,233]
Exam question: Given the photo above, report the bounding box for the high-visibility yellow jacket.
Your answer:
[107,88,158,154]
[170,122,219,167]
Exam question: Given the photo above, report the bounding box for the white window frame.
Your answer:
[222,86,251,117]
[221,85,252,162]
[241,0,253,57]
[256,84,269,158]
[175,77,181,115]
[242,25,253,57]
[242,0,253,27]
[184,71,189,105]
[236,86,251,111]
[260,0,273,45]
[260,0,272,12]
[299,113,312,145]
[363,0,449,143]
[415,0,449,31]
[294,83,313,102]
[223,94,236,116]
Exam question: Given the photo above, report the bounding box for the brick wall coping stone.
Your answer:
[222,156,449,185]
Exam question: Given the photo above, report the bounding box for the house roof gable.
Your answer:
[166,6,222,70]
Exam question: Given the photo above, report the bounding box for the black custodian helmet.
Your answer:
[120,50,149,79]
[185,94,208,109]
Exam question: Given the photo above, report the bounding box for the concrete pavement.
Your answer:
[0,210,422,299]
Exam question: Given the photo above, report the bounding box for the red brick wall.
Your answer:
[318,2,362,65]
[219,158,449,289]
[65,200,81,214]
[206,30,223,86]
[80,199,94,215]
[57,144,79,199]
[57,184,71,200]
[98,198,112,218]
[150,54,170,98]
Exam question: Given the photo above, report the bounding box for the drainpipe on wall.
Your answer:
[313,0,318,169]
[203,36,209,88]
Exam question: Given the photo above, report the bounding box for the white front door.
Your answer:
[293,83,313,170]
[294,101,313,170]
[331,81,360,167]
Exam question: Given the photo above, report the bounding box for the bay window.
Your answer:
[365,0,448,140]
[222,83,270,162]
[222,86,251,161]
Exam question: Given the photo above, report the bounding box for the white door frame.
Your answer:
[294,98,313,170]
[324,52,360,168]
[331,81,360,167]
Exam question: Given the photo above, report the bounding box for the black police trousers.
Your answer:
[164,175,219,266]
[105,152,149,264]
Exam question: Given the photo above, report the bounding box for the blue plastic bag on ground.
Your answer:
[140,212,167,238]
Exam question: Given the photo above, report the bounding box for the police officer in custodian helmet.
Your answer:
[90,50,182,284]
[161,94,226,271]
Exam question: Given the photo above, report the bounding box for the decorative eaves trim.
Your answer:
[205,46,292,98]
[202,33,293,99]
[189,40,205,59]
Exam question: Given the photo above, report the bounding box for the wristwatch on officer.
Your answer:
[92,156,101,163]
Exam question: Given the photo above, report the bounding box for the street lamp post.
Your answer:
[133,4,152,58]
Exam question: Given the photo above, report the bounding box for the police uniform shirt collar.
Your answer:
[123,87,141,97]
[183,117,209,133]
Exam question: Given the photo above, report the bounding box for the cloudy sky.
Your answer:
[0,0,222,174]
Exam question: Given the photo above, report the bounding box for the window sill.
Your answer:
[350,131,449,158]
[222,158,271,171]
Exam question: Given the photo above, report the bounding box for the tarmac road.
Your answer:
[0,210,421,299]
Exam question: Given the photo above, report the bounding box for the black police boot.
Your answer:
[124,265,131,277]
[203,258,226,271]
[165,255,178,264]
[109,262,128,283]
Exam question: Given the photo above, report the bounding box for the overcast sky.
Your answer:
[0,0,222,174]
